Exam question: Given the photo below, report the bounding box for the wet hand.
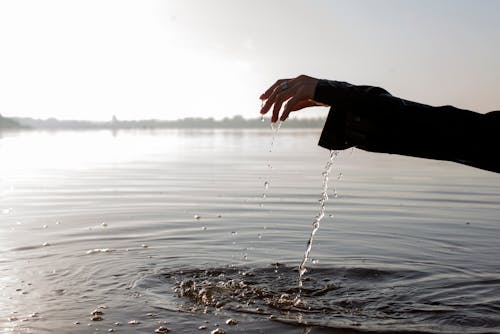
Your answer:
[259,75,327,122]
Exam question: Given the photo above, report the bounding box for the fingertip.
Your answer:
[280,112,289,122]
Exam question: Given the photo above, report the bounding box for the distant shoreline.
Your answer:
[0,114,25,130]
[9,115,326,130]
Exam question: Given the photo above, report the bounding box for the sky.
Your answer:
[0,0,499,121]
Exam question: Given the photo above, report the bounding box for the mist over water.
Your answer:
[1,129,500,334]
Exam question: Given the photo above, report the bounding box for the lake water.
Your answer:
[1,129,500,334]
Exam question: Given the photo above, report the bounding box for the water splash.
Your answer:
[260,121,282,208]
[269,121,282,153]
[297,150,337,289]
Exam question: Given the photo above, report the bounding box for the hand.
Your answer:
[260,74,327,122]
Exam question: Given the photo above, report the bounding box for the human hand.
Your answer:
[259,75,327,123]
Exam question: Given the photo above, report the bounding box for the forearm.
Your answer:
[316,80,500,173]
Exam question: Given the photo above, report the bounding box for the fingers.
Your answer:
[260,75,319,123]
[259,79,288,101]
[280,99,318,121]
[270,88,296,122]
[260,78,294,117]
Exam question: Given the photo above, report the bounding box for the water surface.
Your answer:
[1,129,499,333]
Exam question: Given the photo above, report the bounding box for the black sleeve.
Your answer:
[315,79,500,174]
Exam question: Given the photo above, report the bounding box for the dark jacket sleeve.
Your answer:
[315,79,500,174]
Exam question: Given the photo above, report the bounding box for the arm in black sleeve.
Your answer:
[315,79,500,174]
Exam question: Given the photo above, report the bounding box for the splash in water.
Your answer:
[297,150,337,289]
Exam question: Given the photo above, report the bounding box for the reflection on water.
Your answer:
[1,129,500,333]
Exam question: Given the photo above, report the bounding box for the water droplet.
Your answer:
[264,181,269,190]
[225,318,238,325]
[257,234,262,239]
[260,115,265,122]
[42,242,50,247]
[194,214,201,220]
[42,224,48,229]
[141,244,148,248]
[211,328,225,334]
[128,320,140,325]
[337,172,343,180]
[231,231,237,237]
[312,259,319,264]
[86,248,113,254]
[101,222,108,227]
[202,226,207,230]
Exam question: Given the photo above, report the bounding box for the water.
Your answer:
[1,129,500,334]
[261,121,281,208]
[297,150,337,289]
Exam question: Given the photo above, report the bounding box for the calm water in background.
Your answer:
[1,129,500,334]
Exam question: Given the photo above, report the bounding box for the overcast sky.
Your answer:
[1,0,499,121]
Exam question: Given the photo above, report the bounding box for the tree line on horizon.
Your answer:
[0,114,24,129]
[8,115,326,130]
